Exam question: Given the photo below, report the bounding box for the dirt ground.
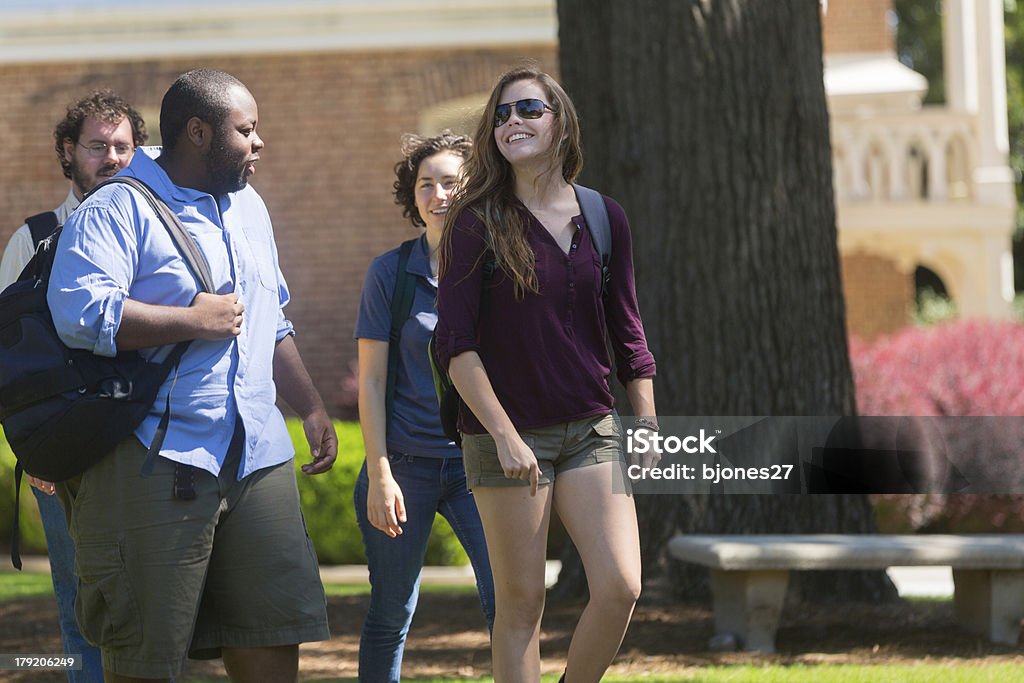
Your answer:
[2,589,1023,681]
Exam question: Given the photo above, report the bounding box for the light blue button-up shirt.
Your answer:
[48,148,295,478]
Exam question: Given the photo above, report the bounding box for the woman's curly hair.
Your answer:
[53,90,148,180]
[393,130,472,227]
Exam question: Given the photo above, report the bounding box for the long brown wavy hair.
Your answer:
[439,66,583,299]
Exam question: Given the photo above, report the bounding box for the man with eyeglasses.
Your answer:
[0,89,147,683]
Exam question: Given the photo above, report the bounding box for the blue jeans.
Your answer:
[354,455,494,683]
[32,487,104,683]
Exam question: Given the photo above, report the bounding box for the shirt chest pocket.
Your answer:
[236,230,278,292]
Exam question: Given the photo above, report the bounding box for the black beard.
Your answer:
[205,127,248,195]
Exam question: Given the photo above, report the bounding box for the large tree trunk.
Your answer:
[554,0,897,603]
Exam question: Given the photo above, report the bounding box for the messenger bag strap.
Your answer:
[89,177,216,478]
[91,177,217,293]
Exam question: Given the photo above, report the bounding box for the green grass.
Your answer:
[0,573,481,602]
[904,594,953,603]
[323,582,479,597]
[618,664,1024,682]
[0,571,54,600]
[184,664,1024,682]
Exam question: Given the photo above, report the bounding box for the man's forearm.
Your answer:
[115,298,204,350]
[273,334,325,419]
[115,292,244,351]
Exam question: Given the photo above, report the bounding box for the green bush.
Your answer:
[0,420,469,567]
[288,420,468,566]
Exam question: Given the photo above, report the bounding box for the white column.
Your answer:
[887,131,907,201]
[944,0,978,113]
[972,0,1016,205]
[926,131,949,201]
[845,130,869,201]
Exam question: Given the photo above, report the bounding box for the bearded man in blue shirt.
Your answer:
[48,69,336,683]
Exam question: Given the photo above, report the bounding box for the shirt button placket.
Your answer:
[567,223,579,328]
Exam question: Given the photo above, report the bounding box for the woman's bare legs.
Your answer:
[554,462,642,682]
[472,484,554,683]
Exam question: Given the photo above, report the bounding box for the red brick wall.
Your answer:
[822,0,895,54]
[0,46,558,415]
[841,251,913,340]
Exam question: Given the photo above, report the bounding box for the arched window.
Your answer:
[914,265,956,324]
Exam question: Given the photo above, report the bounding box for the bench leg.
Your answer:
[953,569,1024,645]
[708,569,789,653]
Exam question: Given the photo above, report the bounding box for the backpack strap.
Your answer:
[573,184,612,297]
[385,239,419,429]
[24,211,59,248]
[87,177,216,480]
[10,463,23,570]
[92,177,216,293]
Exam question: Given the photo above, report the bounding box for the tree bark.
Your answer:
[554,0,897,604]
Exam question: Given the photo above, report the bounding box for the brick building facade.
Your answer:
[822,0,893,54]
[0,45,557,414]
[2,0,1014,413]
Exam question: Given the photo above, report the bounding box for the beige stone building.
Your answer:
[0,0,1015,412]
[825,0,1017,338]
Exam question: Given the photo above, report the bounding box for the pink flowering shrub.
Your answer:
[851,320,1024,416]
[851,320,1024,533]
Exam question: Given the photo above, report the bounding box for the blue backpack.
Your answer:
[1,177,214,568]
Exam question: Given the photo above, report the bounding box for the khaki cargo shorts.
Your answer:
[461,412,623,489]
[55,431,329,679]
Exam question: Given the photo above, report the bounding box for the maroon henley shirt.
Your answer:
[435,194,656,435]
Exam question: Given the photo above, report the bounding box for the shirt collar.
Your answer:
[406,233,437,285]
[55,187,81,223]
[122,146,218,205]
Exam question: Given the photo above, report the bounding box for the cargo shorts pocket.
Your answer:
[590,413,622,438]
[463,432,540,485]
[586,414,624,464]
[75,540,142,648]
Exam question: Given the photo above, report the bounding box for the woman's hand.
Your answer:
[495,433,541,496]
[367,474,407,538]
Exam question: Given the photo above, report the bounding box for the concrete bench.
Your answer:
[668,534,1024,653]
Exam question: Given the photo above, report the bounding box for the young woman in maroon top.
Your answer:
[436,66,658,682]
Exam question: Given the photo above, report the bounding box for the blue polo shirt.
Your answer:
[48,148,295,479]
[355,234,459,458]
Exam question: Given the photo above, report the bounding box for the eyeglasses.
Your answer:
[493,98,557,128]
[77,142,135,159]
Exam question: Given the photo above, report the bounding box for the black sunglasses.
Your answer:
[493,98,557,128]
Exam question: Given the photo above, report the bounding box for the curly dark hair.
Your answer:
[53,90,148,180]
[393,130,472,228]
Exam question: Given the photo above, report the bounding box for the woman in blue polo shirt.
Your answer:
[353,131,494,682]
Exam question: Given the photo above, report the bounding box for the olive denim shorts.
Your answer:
[461,412,623,489]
